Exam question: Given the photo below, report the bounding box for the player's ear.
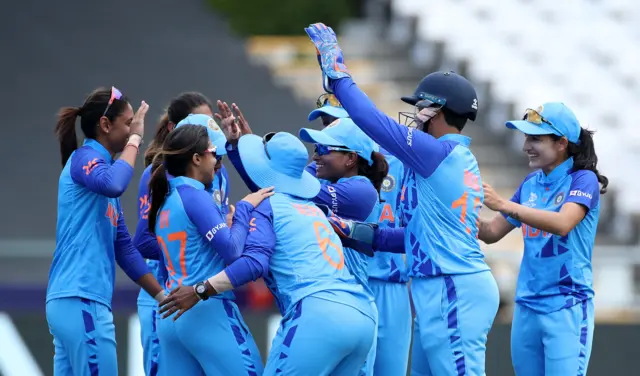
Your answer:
[98,116,111,134]
[192,153,202,166]
[345,152,358,168]
[556,136,569,153]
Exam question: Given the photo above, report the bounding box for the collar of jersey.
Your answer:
[83,139,112,162]
[438,133,471,146]
[537,157,574,185]
[337,175,370,184]
[170,176,205,190]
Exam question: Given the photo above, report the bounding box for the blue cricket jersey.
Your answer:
[154,176,252,300]
[228,145,380,291]
[332,78,490,278]
[223,194,375,320]
[135,165,231,306]
[505,158,600,313]
[368,148,409,283]
[47,139,149,309]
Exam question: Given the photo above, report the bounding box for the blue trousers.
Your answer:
[157,298,263,376]
[511,299,595,376]
[361,300,378,376]
[410,271,500,376]
[46,297,118,376]
[369,279,412,376]
[138,304,160,376]
[264,295,376,376]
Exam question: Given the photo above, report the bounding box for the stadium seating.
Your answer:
[392,0,640,218]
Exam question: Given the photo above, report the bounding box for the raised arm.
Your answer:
[70,147,134,198]
[180,185,254,265]
[331,78,451,178]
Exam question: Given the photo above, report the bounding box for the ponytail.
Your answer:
[148,162,169,234]
[55,107,81,166]
[358,151,390,194]
[568,128,609,194]
[144,113,171,167]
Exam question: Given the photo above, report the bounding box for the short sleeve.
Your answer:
[566,170,600,211]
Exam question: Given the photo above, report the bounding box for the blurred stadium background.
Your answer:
[0,0,637,374]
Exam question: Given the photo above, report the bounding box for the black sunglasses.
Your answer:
[263,132,277,159]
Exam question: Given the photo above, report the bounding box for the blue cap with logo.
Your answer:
[299,118,376,165]
[505,102,581,144]
[176,114,227,155]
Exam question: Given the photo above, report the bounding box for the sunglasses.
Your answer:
[263,132,277,159]
[314,144,357,156]
[202,146,220,160]
[103,86,123,117]
[316,93,343,109]
[523,108,564,136]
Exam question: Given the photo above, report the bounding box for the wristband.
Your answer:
[127,133,143,147]
[154,291,166,303]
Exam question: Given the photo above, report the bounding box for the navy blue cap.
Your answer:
[401,71,478,121]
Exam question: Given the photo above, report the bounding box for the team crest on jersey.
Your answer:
[381,174,396,192]
[213,189,222,205]
[207,118,220,132]
[554,191,565,205]
[525,192,537,207]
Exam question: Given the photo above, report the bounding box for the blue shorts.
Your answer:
[138,304,160,376]
[157,298,263,376]
[264,294,376,376]
[369,279,411,376]
[46,297,117,376]
[410,270,499,376]
[511,299,595,376]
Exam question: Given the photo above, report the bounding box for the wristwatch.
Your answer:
[194,282,209,301]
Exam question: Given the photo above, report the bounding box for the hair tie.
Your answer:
[77,106,84,116]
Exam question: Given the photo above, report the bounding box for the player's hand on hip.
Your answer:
[482,182,506,212]
[159,286,200,320]
[129,101,149,138]
[241,187,275,208]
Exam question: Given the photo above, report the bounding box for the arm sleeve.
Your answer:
[223,201,276,288]
[227,143,260,192]
[132,168,160,260]
[373,227,406,253]
[565,170,600,210]
[179,185,254,265]
[69,147,134,198]
[114,206,151,281]
[312,178,378,221]
[331,77,450,178]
